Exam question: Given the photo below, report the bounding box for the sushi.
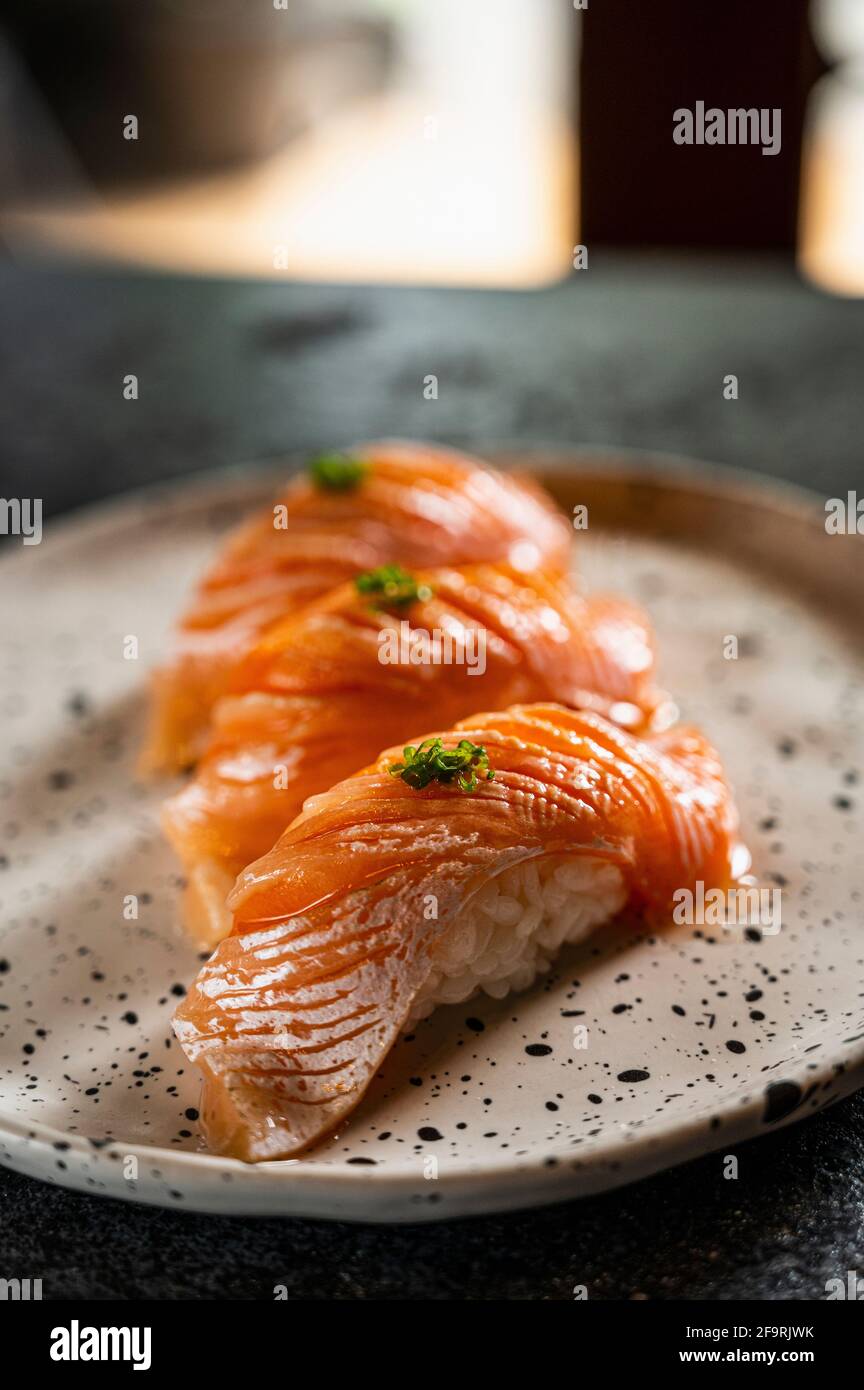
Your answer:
[173,702,740,1162]
[144,441,572,772]
[161,562,663,947]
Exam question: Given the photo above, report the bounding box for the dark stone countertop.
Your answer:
[1,253,862,1300]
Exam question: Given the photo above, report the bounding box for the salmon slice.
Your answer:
[162,564,664,946]
[144,441,571,771]
[173,703,740,1162]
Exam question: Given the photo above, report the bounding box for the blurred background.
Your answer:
[0,0,862,518]
[2,0,863,290]
[0,0,575,286]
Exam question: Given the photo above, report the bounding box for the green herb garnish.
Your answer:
[355,564,433,608]
[388,737,494,794]
[308,452,367,491]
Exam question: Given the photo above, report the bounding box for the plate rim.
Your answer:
[2,446,862,1219]
[1,441,852,572]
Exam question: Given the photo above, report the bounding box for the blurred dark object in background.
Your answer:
[580,0,826,252]
[2,0,392,188]
[0,0,861,292]
[0,1,572,286]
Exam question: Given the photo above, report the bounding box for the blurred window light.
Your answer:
[800,0,864,295]
[0,0,577,289]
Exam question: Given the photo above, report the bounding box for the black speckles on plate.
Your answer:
[763,1080,803,1124]
[0,467,862,1218]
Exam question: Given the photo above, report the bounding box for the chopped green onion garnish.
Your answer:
[388,737,494,794]
[355,564,433,608]
[308,452,367,491]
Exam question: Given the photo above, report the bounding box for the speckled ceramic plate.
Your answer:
[0,450,862,1221]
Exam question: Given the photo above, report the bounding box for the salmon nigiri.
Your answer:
[173,703,740,1162]
[162,563,663,946]
[145,441,571,771]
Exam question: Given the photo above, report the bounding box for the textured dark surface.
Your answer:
[1,1092,863,1301]
[1,253,863,1300]
[1,254,863,516]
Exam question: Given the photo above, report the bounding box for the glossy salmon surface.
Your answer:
[145,442,572,771]
[173,703,739,1162]
[161,564,663,945]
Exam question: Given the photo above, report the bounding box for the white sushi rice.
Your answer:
[408,855,627,1022]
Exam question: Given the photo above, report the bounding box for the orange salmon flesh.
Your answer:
[144,441,572,772]
[173,703,740,1163]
